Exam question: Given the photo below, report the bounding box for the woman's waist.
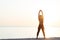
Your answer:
[39,23,43,25]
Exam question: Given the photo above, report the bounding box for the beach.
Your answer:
[1,37,60,40]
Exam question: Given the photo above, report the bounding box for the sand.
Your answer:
[1,37,60,40]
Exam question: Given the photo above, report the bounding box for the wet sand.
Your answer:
[1,37,60,40]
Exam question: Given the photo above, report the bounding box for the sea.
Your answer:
[0,26,60,39]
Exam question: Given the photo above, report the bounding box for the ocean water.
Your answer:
[0,26,60,39]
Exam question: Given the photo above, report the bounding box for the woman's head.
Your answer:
[39,10,43,15]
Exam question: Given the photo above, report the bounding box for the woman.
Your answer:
[36,10,45,39]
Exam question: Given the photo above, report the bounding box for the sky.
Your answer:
[0,0,59,27]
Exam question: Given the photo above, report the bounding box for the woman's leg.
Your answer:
[36,25,41,39]
[42,25,45,39]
